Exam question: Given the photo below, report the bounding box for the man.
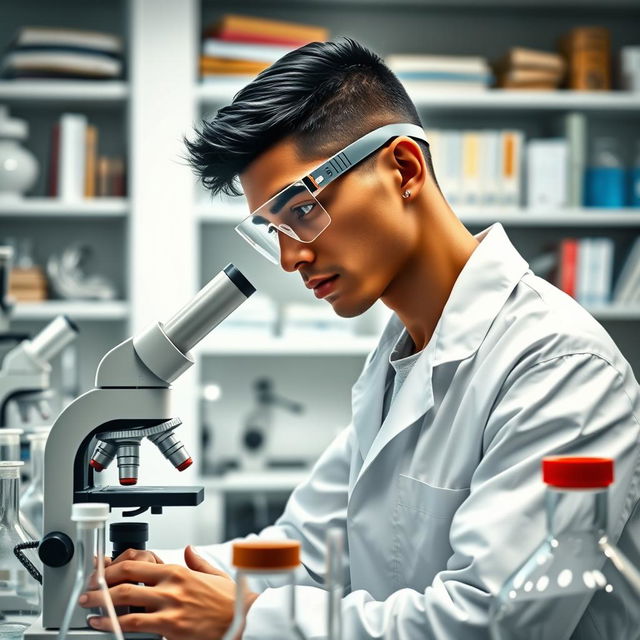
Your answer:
[82,38,640,639]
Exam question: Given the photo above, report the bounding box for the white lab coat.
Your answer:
[188,223,640,639]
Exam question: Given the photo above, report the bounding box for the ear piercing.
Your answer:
[402,190,411,199]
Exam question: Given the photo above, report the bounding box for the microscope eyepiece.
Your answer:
[27,315,79,363]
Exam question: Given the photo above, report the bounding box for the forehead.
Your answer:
[239,137,324,212]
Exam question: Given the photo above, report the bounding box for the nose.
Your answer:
[278,231,315,272]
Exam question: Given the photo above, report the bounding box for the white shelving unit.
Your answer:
[0,197,128,218]
[13,300,129,321]
[0,80,129,103]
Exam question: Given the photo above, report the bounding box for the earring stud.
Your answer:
[402,190,411,199]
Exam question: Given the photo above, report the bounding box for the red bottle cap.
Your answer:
[542,457,614,489]
[231,540,301,571]
[176,458,193,472]
[89,459,104,472]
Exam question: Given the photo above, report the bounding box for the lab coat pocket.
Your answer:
[392,474,470,591]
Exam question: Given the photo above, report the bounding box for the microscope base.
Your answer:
[25,616,161,639]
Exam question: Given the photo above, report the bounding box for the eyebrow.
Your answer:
[268,184,307,215]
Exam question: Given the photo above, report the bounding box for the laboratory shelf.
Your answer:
[586,305,640,321]
[0,80,129,105]
[197,201,640,228]
[198,82,640,113]
[0,197,128,218]
[201,470,309,493]
[13,300,129,321]
[197,334,378,356]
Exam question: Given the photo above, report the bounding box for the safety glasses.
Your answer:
[234,122,428,263]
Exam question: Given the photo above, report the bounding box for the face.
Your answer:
[239,135,423,318]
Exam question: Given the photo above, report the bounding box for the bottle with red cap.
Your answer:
[222,539,306,639]
[489,457,640,639]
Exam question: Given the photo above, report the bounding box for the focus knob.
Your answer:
[39,532,74,567]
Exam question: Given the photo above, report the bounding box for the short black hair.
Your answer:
[184,37,437,198]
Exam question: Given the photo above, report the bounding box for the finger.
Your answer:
[88,612,166,636]
[103,560,170,587]
[184,545,229,577]
[79,583,160,610]
[112,548,163,565]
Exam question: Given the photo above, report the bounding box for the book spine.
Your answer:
[500,130,523,207]
[48,122,60,197]
[84,125,97,198]
[559,238,578,297]
[462,131,481,205]
[564,112,587,207]
[576,238,592,306]
[58,113,87,201]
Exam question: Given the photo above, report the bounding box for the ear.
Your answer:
[385,136,428,203]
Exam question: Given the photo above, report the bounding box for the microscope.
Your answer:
[0,315,79,429]
[24,264,255,639]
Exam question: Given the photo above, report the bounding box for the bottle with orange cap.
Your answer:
[223,539,305,640]
[489,456,640,639]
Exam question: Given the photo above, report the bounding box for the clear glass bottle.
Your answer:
[223,540,305,640]
[58,503,124,640]
[490,457,640,639]
[0,461,40,628]
[326,528,344,640]
[19,428,49,537]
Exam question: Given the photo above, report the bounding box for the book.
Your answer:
[499,130,523,206]
[592,238,614,306]
[461,131,481,205]
[386,54,490,74]
[202,39,296,64]
[58,113,87,201]
[200,57,270,75]
[84,125,98,198]
[576,238,593,306]
[558,26,611,90]
[48,122,60,197]
[494,47,566,74]
[205,14,328,45]
[2,50,122,78]
[498,68,563,85]
[526,139,568,208]
[612,237,640,304]
[12,26,123,55]
[557,238,578,298]
[564,112,587,207]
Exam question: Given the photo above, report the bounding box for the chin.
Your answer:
[329,295,376,319]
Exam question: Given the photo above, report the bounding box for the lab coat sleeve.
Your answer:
[243,352,640,639]
[156,423,354,593]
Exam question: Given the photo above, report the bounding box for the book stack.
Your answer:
[427,129,524,207]
[612,238,640,305]
[200,14,328,81]
[48,113,126,200]
[558,27,611,91]
[493,47,565,90]
[386,55,492,93]
[9,267,47,302]
[556,237,615,307]
[1,26,123,80]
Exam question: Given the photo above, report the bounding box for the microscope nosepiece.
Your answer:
[90,440,118,472]
[147,429,192,472]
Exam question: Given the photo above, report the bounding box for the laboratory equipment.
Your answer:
[58,503,123,640]
[240,378,304,472]
[0,315,78,428]
[223,540,305,640]
[0,461,39,622]
[24,264,255,639]
[0,246,15,336]
[20,428,50,537]
[0,106,38,201]
[630,140,640,207]
[585,137,626,208]
[489,457,640,639]
[326,528,344,640]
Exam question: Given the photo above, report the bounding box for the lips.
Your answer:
[312,275,339,299]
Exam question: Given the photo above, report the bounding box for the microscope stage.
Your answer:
[74,485,204,509]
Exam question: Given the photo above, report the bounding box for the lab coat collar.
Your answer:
[351,223,530,486]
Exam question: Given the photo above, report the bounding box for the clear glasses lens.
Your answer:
[235,181,331,263]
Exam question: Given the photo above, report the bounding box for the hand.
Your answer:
[109,548,164,566]
[81,545,257,640]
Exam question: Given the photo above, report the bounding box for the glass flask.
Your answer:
[490,457,640,639]
[58,503,124,640]
[0,461,40,631]
[326,528,344,640]
[585,137,626,207]
[19,428,49,538]
[223,540,305,640]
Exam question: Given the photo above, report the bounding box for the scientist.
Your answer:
[81,38,640,639]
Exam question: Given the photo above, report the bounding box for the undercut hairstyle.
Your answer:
[184,37,438,198]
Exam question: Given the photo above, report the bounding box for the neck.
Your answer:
[381,190,478,351]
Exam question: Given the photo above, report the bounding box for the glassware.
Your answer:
[326,528,344,640]
[0,461,39,626]
[585,137,626,207]
[19,428,49,538]
[223,540,305,640]
[58,503,124,640]
[490,457,640,639]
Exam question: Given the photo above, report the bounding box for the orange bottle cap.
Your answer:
[231,540,301,571]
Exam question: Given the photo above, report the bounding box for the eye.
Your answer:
[291,202,316,220]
